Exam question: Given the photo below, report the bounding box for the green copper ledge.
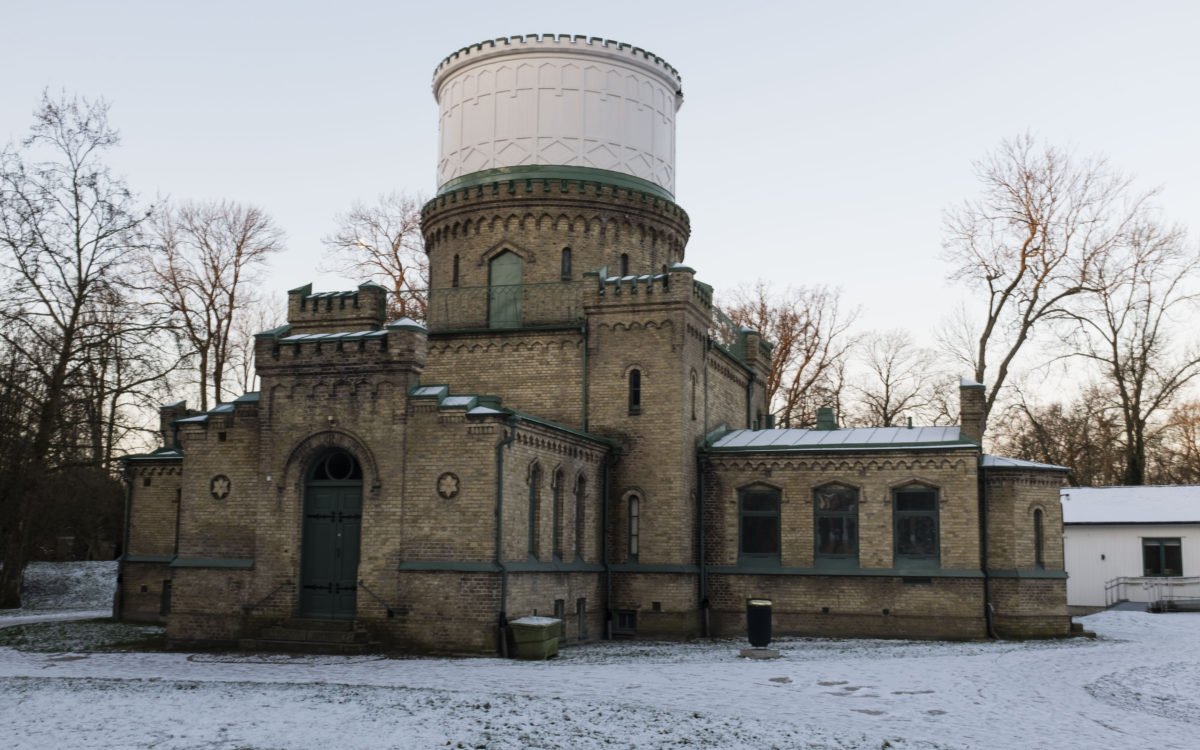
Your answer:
[437,165,675,201]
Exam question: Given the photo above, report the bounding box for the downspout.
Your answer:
[580,322,589,431]
[117,463,133,619]
[978,456,997,638]
[602,451,614,640]
[494,415,520,657]
[699,337,712,637]
[697,448,709,638]
[745,372,757,430]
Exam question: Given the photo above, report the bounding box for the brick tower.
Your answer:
[421,35,769,636]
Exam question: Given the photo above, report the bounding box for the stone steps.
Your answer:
[240,618,373,654]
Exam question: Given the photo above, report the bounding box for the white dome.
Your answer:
[433,35,683,199]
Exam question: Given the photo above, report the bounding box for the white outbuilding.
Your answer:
[1061,485,1200,610]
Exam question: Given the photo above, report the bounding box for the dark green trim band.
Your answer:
[170,557,254,569]
[438,165,674,201]
[987,568,1068,579]
[506,560,606,573]
[707,565,985,579]
[121,554,174,564]
[608,563,701,574]
[398,561,500,572]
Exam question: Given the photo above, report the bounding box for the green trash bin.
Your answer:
[508,616,561,659]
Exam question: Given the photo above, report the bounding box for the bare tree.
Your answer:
[1062,217,1200,484]
[321,191,428,320]
[847,329,940,426]
[990,386,1126,487]
[150,200,283,411]
[725,282,857,428]
[943,133,1151,422]
[0,92,150,605]
[1156,400,1200,484]
[227,296,285,396]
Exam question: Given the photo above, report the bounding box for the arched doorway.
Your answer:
[300,449,363,619]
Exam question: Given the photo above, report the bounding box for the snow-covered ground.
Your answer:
[0,609,1196,749]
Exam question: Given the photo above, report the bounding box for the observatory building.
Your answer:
[119,36,1071,651]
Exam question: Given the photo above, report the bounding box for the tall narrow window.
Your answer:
[1033,508,1045,569]
[489,251,523,328]
[561,247,572,280]
[528,463,542,559]
[628,369,642,414]
[552,469,564,560]
[574,474,586,560]
[628,495,640,562]
[814,484,859,567]
[739,486,781,566]
[452,254,460,287]
[691,371,698,421]
[893,485,939,568]
[576,597,587,640]
[620,253,630,276]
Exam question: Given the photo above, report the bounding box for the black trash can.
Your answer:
[746,598,772,647]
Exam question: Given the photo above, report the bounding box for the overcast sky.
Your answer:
[3,1,1198,353]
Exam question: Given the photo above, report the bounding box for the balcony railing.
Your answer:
[427,282,584,332]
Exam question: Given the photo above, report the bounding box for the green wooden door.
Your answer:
[489,251,523,328]
[300,483,362,619]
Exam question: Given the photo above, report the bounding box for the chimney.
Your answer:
[159,401,188,448]
[959,378,986,444]
[815,406,838,431]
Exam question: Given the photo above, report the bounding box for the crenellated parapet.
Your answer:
[433,34,682,90]
[432,35,683,198]
[255,315,428,376]
[286,282,389,335]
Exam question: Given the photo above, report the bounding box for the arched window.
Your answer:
[528,463,542,559]
[310,450,363,481]
[619,253,630,277]
[452,253,460,287]
[552,469,565,560]
[628,369,642,415]
[739,485,781,566]
[561,247,572,280]
[628,494,640,562]
[893,484,939,568]
[814,484,859,567]
[574,474,587,560]
[1034,508,1045,569]
[489,250,523,328]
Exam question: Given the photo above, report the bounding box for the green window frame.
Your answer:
[574,474,586,561]
[814,483,859,567]
[1143,538,1182,577]
[739,486,781,566]
[552,469,564,561]
[893,485,939,568]
[627,494,640,562]
[527,462,542,559]
[1034,508,1045,569]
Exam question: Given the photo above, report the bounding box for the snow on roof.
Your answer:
[1061,485,1200,524]
[709,426,971,451]
[982,455,1068,471]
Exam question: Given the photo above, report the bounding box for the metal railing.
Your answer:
[1104,575,1200,610]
